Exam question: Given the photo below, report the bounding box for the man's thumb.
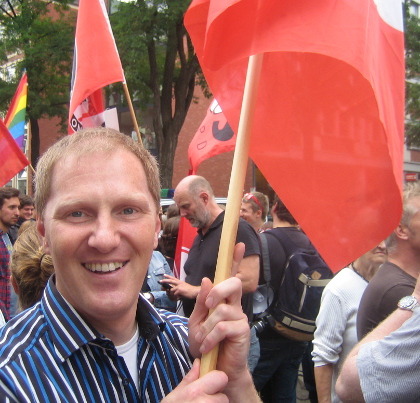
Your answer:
[178,359,201,386]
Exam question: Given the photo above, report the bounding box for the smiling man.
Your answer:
[0,128,261,403]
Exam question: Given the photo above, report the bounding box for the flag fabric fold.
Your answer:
[68,0,124,134]
[185,0,405,272]
[188,99,236,174]
[4,72,28,149]
[174,217,197,281]
[0,119,30,187]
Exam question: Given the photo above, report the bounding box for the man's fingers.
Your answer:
[205,277,243,309]
[197,315,249,354]
[190,278,213,323]
[162,359,229,403]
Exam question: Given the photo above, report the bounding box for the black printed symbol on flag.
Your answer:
[212,121,234,141]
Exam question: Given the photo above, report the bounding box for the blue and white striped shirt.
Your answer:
[0,277,192,402]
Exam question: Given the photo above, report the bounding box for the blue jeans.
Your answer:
[247,327,260,373]
[252,337,307,403]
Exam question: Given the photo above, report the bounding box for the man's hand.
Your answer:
[164,243,261,403]
[160,275,201,300]
[161,360,229,403]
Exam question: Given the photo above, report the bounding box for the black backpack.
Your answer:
[256,229,333,341]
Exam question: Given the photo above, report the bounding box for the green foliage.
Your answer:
[111,0,198,107]
[405,2,420,147]
[111,0,208,186]
[0,0,75,130]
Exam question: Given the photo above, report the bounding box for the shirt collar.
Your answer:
[41,276,167,362]
[198,211,225,237]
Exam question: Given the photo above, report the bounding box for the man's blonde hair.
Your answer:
[34,128,160,217]
[386,182,420,251]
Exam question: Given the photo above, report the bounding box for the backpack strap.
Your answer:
[267,227,301,255]
[259,232,271,283]
[258,232,273,309]
[298,273,331,287]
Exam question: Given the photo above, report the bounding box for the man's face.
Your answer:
[405,197,420,251]
[240,202,259,226]
[0,197,19,231]
[175,190,209,229]
[20,205,34,221]
[362,241,387,266]
[37,149,160,328]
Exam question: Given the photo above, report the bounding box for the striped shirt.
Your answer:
[0,276,192,402]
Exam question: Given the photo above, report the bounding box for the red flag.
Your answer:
[188,99,236,174]
[174,217,197,281]
[185,0,405,272]
[68,0,124,134]
[0,119,29,187]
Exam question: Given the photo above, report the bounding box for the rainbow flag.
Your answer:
[4,71,28,149]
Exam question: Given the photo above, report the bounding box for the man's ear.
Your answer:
[271,201,278,215]
[199,192,209,204]
[37,218,50,254]
[153,214,161,249]
[10,276,19,295]
[395,224,410,240]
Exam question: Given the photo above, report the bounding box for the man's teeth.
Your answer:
[84,262,124,273]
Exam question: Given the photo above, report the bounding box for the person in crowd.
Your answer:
[0,186,20,321]
[10,221,54,312]
[142,250,177,311]
[162,176,260,317]
[8,194,35,244]
[252,195,316,403]
[312,242,387,403]
[166,203,180,219]
[336,267,420,402]
[261,221,273,231]
[240,191,270,233]
[159,216,180,270]
[0,128,261,402]
[160,175,261,371]
[357,182,420,339]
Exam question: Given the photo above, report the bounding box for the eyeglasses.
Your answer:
[243,193,263,211]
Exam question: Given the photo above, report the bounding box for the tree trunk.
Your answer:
[159,126,179,189]
[30,117,40,170]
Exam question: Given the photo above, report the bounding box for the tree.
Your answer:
[404,1,420,147]
[0,0,75,165]
[111,0,209,188]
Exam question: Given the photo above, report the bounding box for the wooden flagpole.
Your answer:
[25,120,36,196]
[199,53,264,377]
[123,79,143,148]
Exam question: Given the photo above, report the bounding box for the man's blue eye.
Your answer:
[71,212,83,217]
[123,208,134,215]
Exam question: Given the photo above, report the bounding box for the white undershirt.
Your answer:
[115,325,139,392]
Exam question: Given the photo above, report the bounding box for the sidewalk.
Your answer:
[296,365,311,403]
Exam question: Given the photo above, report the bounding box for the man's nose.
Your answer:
[377,241,386,251]
[88,216,120,253]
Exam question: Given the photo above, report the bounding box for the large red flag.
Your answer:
[185,0,405,272]
[188,99,236,174]
[0,119,29,187]
[174,217,197,281]
[68,0,124,134]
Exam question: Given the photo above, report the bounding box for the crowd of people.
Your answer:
[0,127,419,402]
